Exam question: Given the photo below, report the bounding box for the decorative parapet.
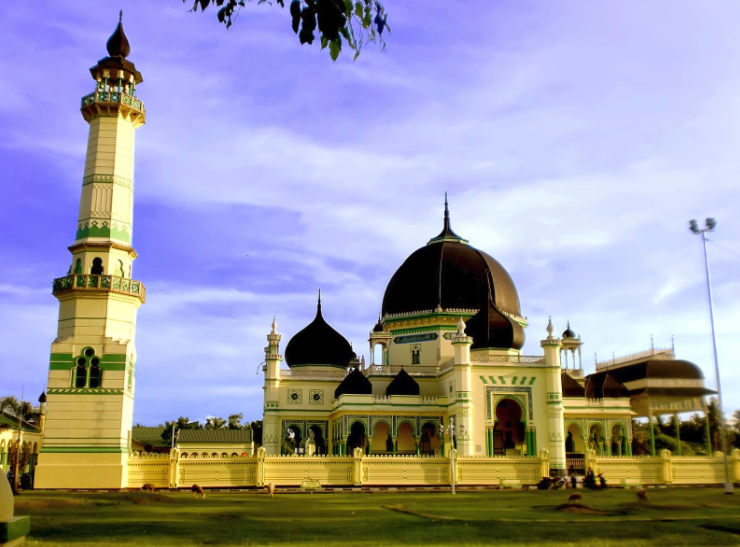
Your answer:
[381,307,528,326]
[470,354,545,364]
[279,369,346,380]
[52,274,145,303]
[81,90,145,125]
[596,347,674,370]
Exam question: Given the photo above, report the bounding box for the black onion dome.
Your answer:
[106,13,131,58]
[585,373,629,399]
[561,372,585,398]
[562,321,576,339]
[386,368,420,396]
[334,368,373,398]
[284,294,354,369]
[373,314,384,333]
[381,199,521,317]
[38,391,47,403]
[463,271,525,351]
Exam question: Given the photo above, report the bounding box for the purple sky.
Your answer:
[1,1,738,427]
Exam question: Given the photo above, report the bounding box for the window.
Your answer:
[411,346,421,365]
[90,257,104,275]
[75,362,87,388]
[74,259,82,274]
[88,359,101,388]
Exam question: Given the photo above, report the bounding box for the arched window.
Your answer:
[74,358,87,388]
[181,453,189,458]
[231,452,238,457]
[90,257,104,275]
[411,346,421,365]
[113,260,124,277]
[74,259,82,274]
[88,358,102,388]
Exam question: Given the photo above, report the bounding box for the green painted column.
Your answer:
[525,430,531,456]
[486,429,491,456]
[367,443,372,456]
[606,438,612,457]
[626,440,632,456]
[489,429,494,456]
[649,419,656,457]
[531,429,537,455]
[674,414,682,456]
[415,442,420,456]
[393,439,397,455]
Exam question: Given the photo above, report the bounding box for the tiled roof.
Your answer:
[131,426,168,447]
[178,429,252,444]
[0,411,38,432]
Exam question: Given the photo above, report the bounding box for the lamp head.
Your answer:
[706,218,717,231]
[689,219,701,234]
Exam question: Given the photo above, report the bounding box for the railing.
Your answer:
[81,90,144,113]
[280,369,347,379]
[52,274,146,302]
[596,347,674,370]
[364,365,440,376]
[471,354,545,364]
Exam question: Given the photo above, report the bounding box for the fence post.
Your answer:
[660,449,672,485]
[256,447,266,487]
[539,449,550,479]
[169,448,179,489]
[353,448,364,486]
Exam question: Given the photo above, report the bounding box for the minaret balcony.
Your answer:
[52,274,146,303]
[81,91,145,124]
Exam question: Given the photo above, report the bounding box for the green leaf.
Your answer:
[354,1,363,17]
[362,11,371,28]
[353,49,361,61]
[329,36,342,61]
[344,0,354,16]
[321,35,329,49]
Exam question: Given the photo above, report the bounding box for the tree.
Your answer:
[0,396,41,494]
[228,413,244,429]
[250,420,263,446]
[205,417,227,429]
[160,416,200,446]
[185,0,389,61]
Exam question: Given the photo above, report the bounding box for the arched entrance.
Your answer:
[566,424,585,454]
[419,422,441,456]
[588,424,604,455]
[283,425,302,455]
[397,422,416,455]
[347,422,367,454]
[370,421,392,454]
[493,398,524,455]
[611,424,626,456]
[308,425,326,456]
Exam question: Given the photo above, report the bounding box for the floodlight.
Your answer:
[689,219,700,233]
[706,218,717,231]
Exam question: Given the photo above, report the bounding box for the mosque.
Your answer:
[20,18,730,490]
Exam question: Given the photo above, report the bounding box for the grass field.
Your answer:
[13,487,740,546]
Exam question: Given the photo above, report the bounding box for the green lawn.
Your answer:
[13,487,740,546]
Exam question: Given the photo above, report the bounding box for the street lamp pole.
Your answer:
[689,218,733,494]
[447,417,456,495]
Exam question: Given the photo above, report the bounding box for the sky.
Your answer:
[1,0,739,427]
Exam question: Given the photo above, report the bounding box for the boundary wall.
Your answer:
[125,448,740,489]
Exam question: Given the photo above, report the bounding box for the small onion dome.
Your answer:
[463,271,525,350]
[562,321,576,339]
[38,391,47,403]
[373,315,384,333]
[334,368,373,399]
[386,368,420,396]
[106,12,131,58]
[284,293,354,369]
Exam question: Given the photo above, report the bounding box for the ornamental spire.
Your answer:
[428,193,467,244]
[106,11,131,58]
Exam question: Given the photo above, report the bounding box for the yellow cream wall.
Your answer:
[83,116,135,181]
[35,452,129,489]
[55,294,141,341]
[69,247,135,279]
[468,365,554,456]
[386,331,457,368]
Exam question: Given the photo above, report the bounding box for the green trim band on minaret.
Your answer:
[75,221,131,243]
[82,174,133,188]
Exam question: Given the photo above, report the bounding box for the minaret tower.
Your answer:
[35,14,146,489]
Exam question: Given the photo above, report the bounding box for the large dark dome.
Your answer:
[284,294,354,369]
[382,200,521,318]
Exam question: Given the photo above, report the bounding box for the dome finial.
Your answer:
[317,289,322,316]
[546,316,554,337]
[106,11,131,58]
[428,193,465,243]
[456,316,466,335]
[271,316,278,335]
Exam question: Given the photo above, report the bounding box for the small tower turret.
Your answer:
[262,317,283,455]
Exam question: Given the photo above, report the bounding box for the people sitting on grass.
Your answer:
[583,467,597,489]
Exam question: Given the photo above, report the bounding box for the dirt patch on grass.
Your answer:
[383,504,460,522]
[701,524,740,536]
[555,504,612,515]
[15,497,88,510]
[128,493,176,505]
